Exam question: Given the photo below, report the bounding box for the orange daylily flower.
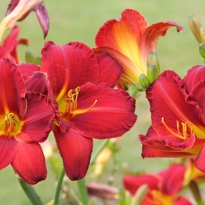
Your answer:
[94,9,183,88]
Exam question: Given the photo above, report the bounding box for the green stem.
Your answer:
[76,139,109,205]
[18,178,44,205]
[189,180,203,205]
[53,168,65,205]
[77,178,89,205]
[90,139,109,164]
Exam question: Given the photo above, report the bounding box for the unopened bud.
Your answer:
[189,14,202,43]
[147,64,159,83]
[147,52,160,75]
[139,74,150,90]
[200,24,205,44]
[199,43,205,59]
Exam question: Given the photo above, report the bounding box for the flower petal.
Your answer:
[94,47,140,85]
[183,65,205,93]
[71,82,136,139]
[34,3,49,38]
[41,41,99,96]
[195,145,205,172]
[140,22,183,68]
[160,164,186,196]
[146,70,205,142]
[25,71,50,95]
[0,137,18,170]
[53,125,93,180]
[96,52,122,87]
[0,58,26,119]
[17,63,40,81]
[123,174,160,195]
[185,80,205,125]
[95,9,148,70]
[15,92,54,143]
[139,126,205,157]
[11,142,47,184]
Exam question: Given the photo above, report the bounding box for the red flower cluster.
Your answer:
[0,25,137,183]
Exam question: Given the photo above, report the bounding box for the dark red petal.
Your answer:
[34,4,49,38]
[96,52,122,87]
[2,26,19,56]
[53,125,93,180]
[25,71,50,95]
[71,82,136,139]
[140,22,183,67]
[0,137,18,169]
[186,80,205,124]
[183,65,205,93]
[11,142,47,184]
[41,41,99,96]
[139,127,201,157]
[0,59,26,119]
[195,145,205,172]
[123,174,160,195]
[17,63,40,81]
[15,92,55,143]
[160,164,186,196]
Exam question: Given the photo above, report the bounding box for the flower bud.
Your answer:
[188,14,202,43]
[147,64,159,83]
[139,74,150,90]
[147,51,160,75]
[199,43,205,59]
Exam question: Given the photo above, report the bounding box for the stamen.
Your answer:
[61,86,97,120]
[161,118,190,140]
[4,113,16,134]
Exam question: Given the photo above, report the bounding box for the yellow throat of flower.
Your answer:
[0,112,23,137]
[57,86,97,122]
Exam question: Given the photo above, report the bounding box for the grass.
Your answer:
[0,0,205,204]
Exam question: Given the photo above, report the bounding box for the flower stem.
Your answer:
[18,178,44,205]
[189,180,204,205]
[76,139,109,205]
[77,178,89,205]
[53,168,65,205]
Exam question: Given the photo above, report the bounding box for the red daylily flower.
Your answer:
[41,41,136,180]
[139,70,205,172]
[123,163,192,205]
[94,9,183,88]
[0,25,28,63]
[0,0,49,41]
[0,58,55,184]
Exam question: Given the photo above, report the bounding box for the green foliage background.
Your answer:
[0,0,204,204]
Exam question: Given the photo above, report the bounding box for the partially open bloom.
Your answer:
[0,25,28,63]
[0,58,55,184]
[41,41,136,180]
[139,69,205,172]
[0,0,49,41]
[94,9,183,88]
[123,163,192,205]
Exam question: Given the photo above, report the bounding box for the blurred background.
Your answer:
[0,0,205,204]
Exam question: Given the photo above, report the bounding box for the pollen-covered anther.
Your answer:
[4,113,16,134]
[65,86,80,114]
[162,118,192,140]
